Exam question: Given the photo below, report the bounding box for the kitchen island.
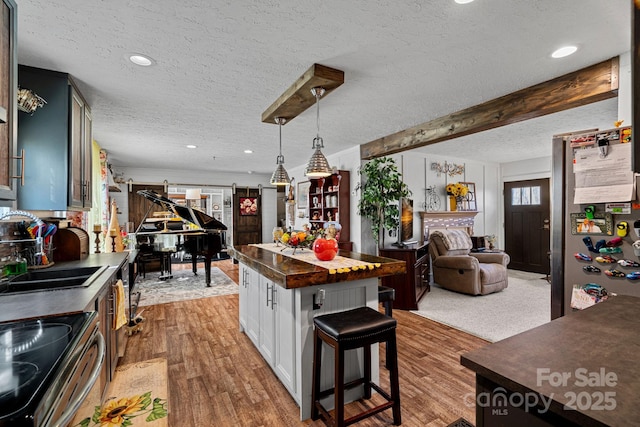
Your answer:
[461,295,640,426]
[228,244,406,420]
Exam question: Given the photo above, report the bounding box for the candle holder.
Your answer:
[94,230,101,254]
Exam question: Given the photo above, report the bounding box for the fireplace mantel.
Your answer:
[419,211,478,244]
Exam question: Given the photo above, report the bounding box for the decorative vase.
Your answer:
[449,195,457,211]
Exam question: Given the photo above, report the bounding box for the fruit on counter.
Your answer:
[313,237,338,261]
[289,235,299,246]
[281,233,290,244]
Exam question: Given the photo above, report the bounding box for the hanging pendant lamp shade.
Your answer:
[305,87,332,178]
[270,117,291,185]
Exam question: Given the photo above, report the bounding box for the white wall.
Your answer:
[399,152,501,245]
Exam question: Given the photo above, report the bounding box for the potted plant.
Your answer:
[356,157,411,250]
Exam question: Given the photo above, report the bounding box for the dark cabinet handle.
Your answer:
[11,149,25,186]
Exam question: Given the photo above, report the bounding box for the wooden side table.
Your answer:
[379,242,430,310]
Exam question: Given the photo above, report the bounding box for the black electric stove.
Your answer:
[0,312,98,427]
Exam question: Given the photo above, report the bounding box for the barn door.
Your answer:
[128,184,167,231]
[233,187,262,246]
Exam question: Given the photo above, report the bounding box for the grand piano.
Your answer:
[136,189,227,286]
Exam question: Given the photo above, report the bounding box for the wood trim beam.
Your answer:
[361,57,620,160]
[261,63,344,125]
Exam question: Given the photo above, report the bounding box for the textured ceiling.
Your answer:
[15,0,630,175]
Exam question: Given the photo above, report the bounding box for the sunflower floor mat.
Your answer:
[72,358,169,427]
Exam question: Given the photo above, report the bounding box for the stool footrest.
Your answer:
[345,401,395,426]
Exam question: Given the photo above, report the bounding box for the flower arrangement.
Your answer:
[120,229,130,249]
[446,182,469,197]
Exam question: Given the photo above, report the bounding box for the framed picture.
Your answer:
[570,212,613,235]
[297,181,310,208]
[401,198,413,241]
[459,182,477,211]
[239,197,258,216]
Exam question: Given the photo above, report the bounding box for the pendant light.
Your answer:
[270,117,291,185]
[305,87,332,178]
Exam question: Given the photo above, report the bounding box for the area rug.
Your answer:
[72,358,169,427]
[170,251,230,264]
[135,267,238,307]
[411,270,550,342]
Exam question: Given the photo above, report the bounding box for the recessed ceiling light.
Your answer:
[454,0,474,4]
[551,46,577,59]
[129,54,155,66]
[244,149,253,154]
[186,144,197,149]
[247,170,253,174]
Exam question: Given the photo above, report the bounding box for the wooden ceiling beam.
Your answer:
[261,63,344,124]
[360,57,620,160]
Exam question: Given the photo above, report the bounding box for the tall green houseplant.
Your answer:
[356,157,411,249]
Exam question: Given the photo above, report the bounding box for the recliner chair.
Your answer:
[428,229,510,295]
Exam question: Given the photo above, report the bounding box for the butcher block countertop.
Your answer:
[228,244,406,289]
[0,252,128,323]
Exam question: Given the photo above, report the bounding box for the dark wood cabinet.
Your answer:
[17,65,93,210]
[0,0,17,202]
[308,170,350,248]
[379,242,430,310]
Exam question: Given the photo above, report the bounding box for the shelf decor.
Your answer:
[446,182,468,212]
[459,182,477,211]
[431,161,465,177]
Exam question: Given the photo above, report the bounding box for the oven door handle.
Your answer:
[51,331,106,427]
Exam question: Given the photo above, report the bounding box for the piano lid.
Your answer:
[137,189,227,231]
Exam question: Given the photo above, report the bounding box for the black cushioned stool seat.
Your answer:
[311,306,401,426]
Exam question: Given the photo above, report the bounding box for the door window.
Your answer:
[511,186,541,206]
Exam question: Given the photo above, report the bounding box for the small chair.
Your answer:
[429,229,510,295]
[311,306,401,426]
[378,286,395,318]
[378,286,395,369]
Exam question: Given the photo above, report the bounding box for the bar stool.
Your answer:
[378,286,395,369]
[311,306,401,426]
[378,286,395,318]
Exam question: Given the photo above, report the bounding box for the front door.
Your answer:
[504,179,550,274]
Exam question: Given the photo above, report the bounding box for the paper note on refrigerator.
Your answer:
[573,143,635,204]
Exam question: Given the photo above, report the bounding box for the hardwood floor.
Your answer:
[122,259,487,426]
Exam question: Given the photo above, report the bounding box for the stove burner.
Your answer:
[0,361,38,400]
[0,322,72,356]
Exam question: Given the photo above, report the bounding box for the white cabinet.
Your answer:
[274,285,296,396]
[244,266,260,346]
[259,277,276,366]
[239,264,248,330]
[238,263,296,396]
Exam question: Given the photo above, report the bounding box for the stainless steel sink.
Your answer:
[1,265,108,294]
